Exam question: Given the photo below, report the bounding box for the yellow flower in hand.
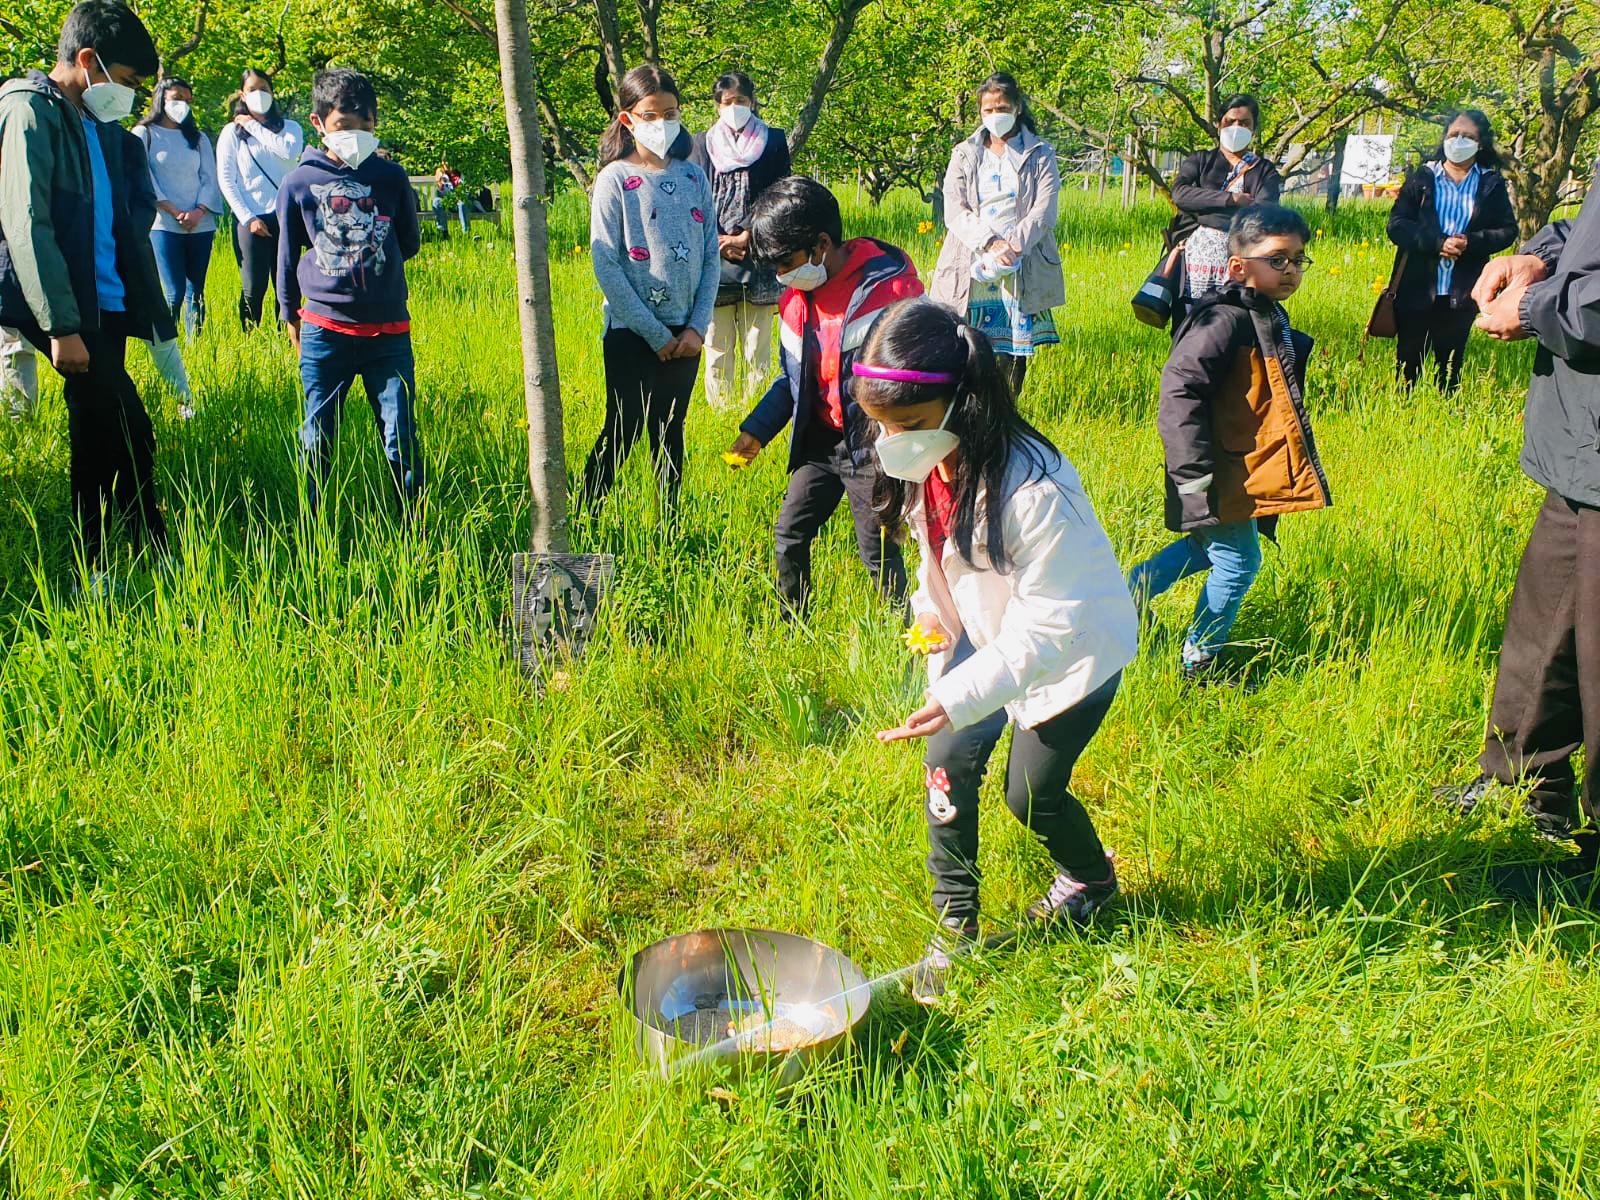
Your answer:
[722,451,751,469]
[903,623,944,655]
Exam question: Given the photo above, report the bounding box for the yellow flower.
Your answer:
[1122,241,1131,249]
[722,451,751,469]
[902,624,944,655]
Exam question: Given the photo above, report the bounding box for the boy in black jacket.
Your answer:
[1128,204,1331,682]
[277,69,422,513]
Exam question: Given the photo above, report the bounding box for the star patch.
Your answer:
[671,241,691,262]
[648,287,670,306]
[658,179,677,195]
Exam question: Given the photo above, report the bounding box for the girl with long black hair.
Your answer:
[216,69,304,328]
[855,298,1137,1003]
[134,76,222,335]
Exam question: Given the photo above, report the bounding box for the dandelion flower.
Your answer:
[902,624,944,655]
[722,451,751,469]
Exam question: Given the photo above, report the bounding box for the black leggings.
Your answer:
[235,212,280,329]
[999,353,1028,400]
[580,326,699,514]
[1396,297,1476,392]
[923,652,1119,922]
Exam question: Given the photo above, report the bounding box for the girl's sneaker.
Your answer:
[1026,861,1118,929]
[910,916,978,1006]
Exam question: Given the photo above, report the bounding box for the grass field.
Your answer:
[4,188,1597,1199]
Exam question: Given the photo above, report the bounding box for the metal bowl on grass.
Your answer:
[618,927,871,1087]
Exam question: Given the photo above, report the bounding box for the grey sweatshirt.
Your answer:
[589,157,719,351]
[133,122,223,234]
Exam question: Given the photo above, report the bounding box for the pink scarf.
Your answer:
[705,115,770,174]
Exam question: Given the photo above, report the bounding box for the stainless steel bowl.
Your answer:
[618,927,872,1086]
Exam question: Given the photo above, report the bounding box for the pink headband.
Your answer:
[852,364,959,385]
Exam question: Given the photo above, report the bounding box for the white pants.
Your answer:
[0,324,38,417]
[144,337,194,404]
[704,299,774,412]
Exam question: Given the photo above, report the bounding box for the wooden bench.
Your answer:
[409,176,502,232]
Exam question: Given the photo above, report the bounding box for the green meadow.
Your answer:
[3,190,1594,1198]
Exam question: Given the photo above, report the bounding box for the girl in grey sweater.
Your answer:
[134,77,223,336]
[580,65,719,517]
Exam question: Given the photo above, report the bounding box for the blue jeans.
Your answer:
[432,197,469,236]
[1127,520,1262,661]
[298,323,421,511]
[150,229,214,336]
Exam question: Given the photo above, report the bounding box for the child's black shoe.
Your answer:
[1025,859,1118,930]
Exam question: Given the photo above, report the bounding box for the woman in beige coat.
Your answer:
[930,73,1065,399]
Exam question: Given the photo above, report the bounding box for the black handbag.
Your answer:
[1132,242,1186,328]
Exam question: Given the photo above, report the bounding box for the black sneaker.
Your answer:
[910,917,978,1006]
[1025,859,1119,929]
[1434,774,1500,818]
[1490,854,1600,905]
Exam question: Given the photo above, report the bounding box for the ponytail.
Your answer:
[857,298,1057,573]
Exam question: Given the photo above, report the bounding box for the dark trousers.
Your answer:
[924,655,1121,922]
[234,213,280,329]
[580,326,699,514]
[1479,490,1600,834]
[773,423,907,615]
[999,353,1028,400]
[1396,297,1476,392]
[35,313,168,564]
[298,324,421,512]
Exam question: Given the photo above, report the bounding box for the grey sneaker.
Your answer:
[1026,859,1119,929]
[1434,774,1499,817]
[910,916,978,1006]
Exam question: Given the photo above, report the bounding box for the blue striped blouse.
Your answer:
[1429,162,1480,297]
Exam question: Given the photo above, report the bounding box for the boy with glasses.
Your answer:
[1127,204,1332,683]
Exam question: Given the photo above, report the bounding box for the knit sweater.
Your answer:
[132,123,222,234]
[589,157,719,351]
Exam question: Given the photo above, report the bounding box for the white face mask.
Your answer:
[1443,136,1479,164]
[81,53,136,123]
[1219,124,1254,154]
[164,99,191,125]
[982,111,1016,139]
[628,116,680,158]
[323,128,378,169]
[877,404,959,484]
[720,104,753,132]
[243,89,273,116]
[776,251,829,292]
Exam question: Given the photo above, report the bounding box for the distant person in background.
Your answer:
[931,72,1063,399]
[122,123,196,414]
[432,160,468,238]
[1,327,39,420]
[1436,161,1600,892]
[217,69,303,329]
[689,71,791,412]
[1164,95,1281,324]
[1385,110,1517,392]
[582,65,719,517]
[134,76,222,336]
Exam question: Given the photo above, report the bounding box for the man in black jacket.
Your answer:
[1440,167,1600,890]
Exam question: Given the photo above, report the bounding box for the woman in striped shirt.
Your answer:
[1385,110,1518,392]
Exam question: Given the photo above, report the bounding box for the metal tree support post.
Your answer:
[511,552,616,676]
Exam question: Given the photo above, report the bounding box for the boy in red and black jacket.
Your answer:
[728,176,922,615]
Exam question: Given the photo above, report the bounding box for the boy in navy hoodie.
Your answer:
[276,68,422,512]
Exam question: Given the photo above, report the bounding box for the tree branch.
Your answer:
[163,0,210,70]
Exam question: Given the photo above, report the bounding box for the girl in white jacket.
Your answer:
[854,298,1137,1003]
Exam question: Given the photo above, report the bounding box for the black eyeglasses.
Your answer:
[1242,253,1313,272]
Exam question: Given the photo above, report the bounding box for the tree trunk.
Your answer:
[788,0,867,160]
[593,0,627,101]
[636,0,662,65]
[495,0,569,555]
[1325,133,1347,215]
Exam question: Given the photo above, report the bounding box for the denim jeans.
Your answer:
[1127,519,1262,661]
[298,323,421,511]
[150,229,214,336]
[432,197,469,236]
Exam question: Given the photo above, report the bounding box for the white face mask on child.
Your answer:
[629,116,681,158]
[323,128,378,168]
[876,404,960,484]
[776,251,829,292]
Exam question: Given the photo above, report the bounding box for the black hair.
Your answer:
[233,69,286,132]
[599,64,684,167]
[713,71,756,107]
[976,72,1037,134]
[312,68,377,122]
[1218,93,1261,128]
[139,77,200,148]
[1227,202,1312,255]
[748,175,844,267]
[856,298,1060,574]
[1429,108,1503,170]
[58,0,158,76]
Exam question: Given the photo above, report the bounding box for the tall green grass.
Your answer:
[3,190,1593,1199]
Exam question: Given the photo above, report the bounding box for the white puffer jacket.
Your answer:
[910,440,1137,732]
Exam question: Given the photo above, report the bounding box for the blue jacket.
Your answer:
[276,148,421,326]
[738,238,922,472]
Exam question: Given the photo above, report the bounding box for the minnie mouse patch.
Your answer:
[926,765,958,826]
